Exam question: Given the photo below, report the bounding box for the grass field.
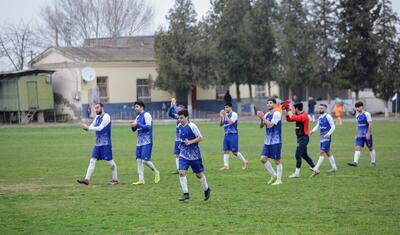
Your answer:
[0,121,399,234]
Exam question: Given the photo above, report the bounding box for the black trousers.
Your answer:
[295,135,315,168]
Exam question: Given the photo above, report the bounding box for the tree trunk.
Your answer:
[191,86,197,110]
[235,82,241,114]
[267,81,271,97]
[236,82,241,102]
[355,90,359,101]
[248,83,253,101]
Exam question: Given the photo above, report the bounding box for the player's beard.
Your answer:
[319,110,324,114]
[96,109,103,115]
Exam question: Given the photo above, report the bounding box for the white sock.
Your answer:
[276,164,283,181]
[354,151,361,163]
[223,153,229,167]
[179,176,189,193]
[370,150,376,163]
[264,161,277,177]
[199,175,209,191]
[107,160,118,180]
[313,156,324,171]
[295,168,300,175]
[328,155,337,170]
[144,161,159,174]
[137,159,144,181]
[175,157,179,170]
[85,158,97,180]
[236,152,246,162]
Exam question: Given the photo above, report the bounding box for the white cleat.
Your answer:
[288,173,300,179]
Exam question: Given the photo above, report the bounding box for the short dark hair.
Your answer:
[225,103,232,107]
[96,103,104,107]
[355,101,364,108]
[178,109,189,117]
[293,102,303,111]
[267,98,277,104]
[320,104,327,108]
[134,101,145,108]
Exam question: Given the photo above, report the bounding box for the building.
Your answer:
[30,36,280,120]
[0,69,54,123]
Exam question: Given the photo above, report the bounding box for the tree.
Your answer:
[40,0,154,46]
[336,0,381,100]
[308,0,342,99]
[373,0,400,116]
[275,0,314,98]
[207,0,252,104]
[0,21,43,71]
[154,0,211,112]
[243,0,278,97]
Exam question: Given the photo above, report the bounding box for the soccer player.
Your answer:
[176,109,211,202]
[78,103,118,185]
[219,103,248,170]
[285,102,316,178]
[167,98,185,174]
[130,101,160,185]
[256,98,283,186]
[348,101,376,167]
[310,104,337,176]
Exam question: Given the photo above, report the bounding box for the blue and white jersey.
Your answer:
[312,113,335,142]
[177,122,203,160]
[264,111,282,145]
[356,111,372,138]
[89,113,111,146]
[167,104,181,141]
[223,111,238,135]
[132,111,152,146]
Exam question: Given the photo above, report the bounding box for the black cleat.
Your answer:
[347,162,358,167]
[179,193,190,202]
[77,178,89,185]
[204,188,211,201]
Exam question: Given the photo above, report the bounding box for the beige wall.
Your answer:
[197,82,280,100]
[32,50,281,106]
[88,61,170,103]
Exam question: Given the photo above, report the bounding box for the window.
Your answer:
[96,76,109,103]
[216,85,229,101]
[255,84,266,98]
[137,79,151,102]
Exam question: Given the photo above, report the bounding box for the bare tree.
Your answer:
[0,21,44,71]
[40,0,154,46]
[103,0,153,38]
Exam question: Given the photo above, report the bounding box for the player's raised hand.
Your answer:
[81,123,89,131]
[257,111,264,119]
[130,120,137,127]
[219,110,226,118]
[171,97,176,105]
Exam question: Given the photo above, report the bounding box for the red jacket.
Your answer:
[286,112,309,136]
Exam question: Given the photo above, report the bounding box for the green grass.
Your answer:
[0,121,399,234]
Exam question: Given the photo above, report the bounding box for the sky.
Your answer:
[0,0,399,34]
[0,0,212,35]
